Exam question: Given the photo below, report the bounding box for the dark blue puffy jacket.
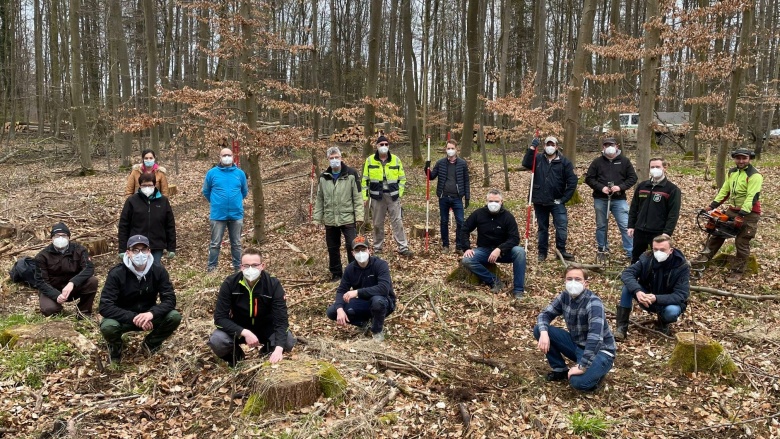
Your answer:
[521,148,578,205]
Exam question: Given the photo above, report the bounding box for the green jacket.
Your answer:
[713,164,763,214]
[314,162,364,226]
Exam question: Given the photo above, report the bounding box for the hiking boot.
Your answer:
[512,291,525,300]
[537,254,547,262]
[560,251,575,261]
[399,249,414,257]
[726,272,743,282]
[142,341,162,356]
[441,246,450,254]
[614,306,631,341]
[691,255,709,265]
[654,320,670,335]
[108,343,123,364]
[373,248,383,255]
[330,273,342,282]
[490,279,506,293]
[545,370,568,382]
[220,349,245,368]
[372,330,385,343]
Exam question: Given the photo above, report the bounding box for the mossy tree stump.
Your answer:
[81,238,109,256]
[668,332,736,375]
[0,321,97,354]
[411,224,437,239]
[446,262,503,285]
[0,223,16,239]
[707,253,759,275]
[243,359,347,416]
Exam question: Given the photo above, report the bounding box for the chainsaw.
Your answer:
[695,209,739,239]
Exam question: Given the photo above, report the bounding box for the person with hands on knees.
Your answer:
[616,234,689,339]
[521,136,578,262]
[326,235,396,342]
[99,235,181,364]
[118,172,176,266]
[424,139,471,253]
[208,248,296,367]
[693,149,763,282]
[35,222,98,318]
[533,264,616,392]
[460,189,527,299]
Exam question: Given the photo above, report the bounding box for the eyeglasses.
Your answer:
[129,247,150,255]
[240,263,262,269]
[378,143,389,147]
[603,143,616,147]
[140,184,155,188]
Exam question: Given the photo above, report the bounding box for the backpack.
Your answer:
[9,257,39,288]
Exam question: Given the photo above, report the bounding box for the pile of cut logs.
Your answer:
[329,126,365,143]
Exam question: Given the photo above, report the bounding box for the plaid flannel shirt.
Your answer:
[536,289,616,368]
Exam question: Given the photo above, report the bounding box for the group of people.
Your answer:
[28,134,763,392]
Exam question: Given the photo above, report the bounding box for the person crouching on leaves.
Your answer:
[533,264,616,392]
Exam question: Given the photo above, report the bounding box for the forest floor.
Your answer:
[0,140,779,438]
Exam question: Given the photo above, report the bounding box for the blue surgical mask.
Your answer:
[144,159,155,167]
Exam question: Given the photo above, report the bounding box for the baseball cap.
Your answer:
[127,235,150,248]
[602,137,617,146]
[351,235,369,250]
[544,136,558,145]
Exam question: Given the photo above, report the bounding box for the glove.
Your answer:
[117,253,124,261]
[168,251,176,259]
[530,138,540,149]
[424,160,431,172]
[709,201,720,210]
[465,199,470,209]
[734,216,744,228]
[554,199,561,205]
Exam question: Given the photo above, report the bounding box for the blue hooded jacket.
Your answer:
[202,164,249,220]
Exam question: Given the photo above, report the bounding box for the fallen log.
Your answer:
[283,240,314,265]
[690,285,780,302]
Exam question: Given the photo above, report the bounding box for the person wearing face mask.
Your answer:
[616,235,690,339]
[533,265,616,392]
[423,139,471,253]
[585,137,638,260]
[202,147,249,272]
[34,222,98,318]
[361,135,413,257]
[124,149,170,197]
[626,157,681,264]
[693,149,763,282]
[208,248,296,367]
[118,173,177,266]
[326,235,396,342]
[460,189,527,299]
[99,235,181,364]
[522,136,578,262]
[314,146,364,281]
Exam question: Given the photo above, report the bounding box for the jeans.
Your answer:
[325,224,357,277]
[533,324,614,392]
[326,295,395,334]
[151,249,164,267]
[594,198,632,256]
[208,219,243,270]
[439,196,466,249]
[461,246,526,293]
[99,310,182,350]
[534,203,569,256]
[620,286,683,323]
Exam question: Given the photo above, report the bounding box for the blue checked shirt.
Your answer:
[536,289,616,368]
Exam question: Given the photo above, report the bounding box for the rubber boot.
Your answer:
[613,306,631,341]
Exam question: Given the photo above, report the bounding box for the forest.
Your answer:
[1,0,780,438]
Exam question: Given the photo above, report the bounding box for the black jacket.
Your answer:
[628,178,681,235]
[621,249,690,312]
[333,256,395,309]
[521,149,578,205]
[213,271,290,347]
[585,153,638,200]
[34,243,95,300]
[118,190,176,252]
[99,262,176,324]
[429,157,470,200]
[461,206,520,258]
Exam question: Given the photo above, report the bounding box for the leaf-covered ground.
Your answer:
[1,141,779,438]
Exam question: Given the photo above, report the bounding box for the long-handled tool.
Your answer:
[524,130,540,252]
[425,135,431,252]
[309,163,316,221]
[596,181,614,264]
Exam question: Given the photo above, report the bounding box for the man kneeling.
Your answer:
[209,248,296,367]
[326,235,395,342]
[616,234,689,339]
[534,264,616,392]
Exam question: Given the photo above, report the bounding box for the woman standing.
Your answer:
[125,149,170,196]
[118,173,177,265]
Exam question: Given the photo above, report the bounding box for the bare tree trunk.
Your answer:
[461,0,481,158]
[636,0,661,179]
[48,0,62,137]
[69,0,93,173]
[498,0,510,190]
[108,0,133,167]
[363,0,382,157]
[562,0,597,165]
[197,5,209,87]
[142,0,160,153]
[401,0,420,161]
[34,0,45,130]
[533,0,546,106]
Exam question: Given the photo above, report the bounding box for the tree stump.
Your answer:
[168,184,178,196]
[410,224,437,239]
[81,238,109,256]
[243,358,346,415]
[708,253,759,275]
[0,321,97,354]
[667,332,736,375]
[446,262,504,285]
[0,223,16,239]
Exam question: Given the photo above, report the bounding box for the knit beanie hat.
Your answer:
[50,222,71,238]
[376,135,390,145]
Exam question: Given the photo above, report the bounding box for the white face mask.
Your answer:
[329,158,341,169]
[446,149,456,157]
[131,252,149,267]
[243,266,261,282]
[354,250,369,264]
[52,236,69,249]
[378,146,389,155]
[565,280,585,298]
[649,168,664,179]
[653,250,670,263]
[221,156,234,166]
[544,145,557,156]
[604,146,617,156]
[141,187,155,197]
[487,202,501,213]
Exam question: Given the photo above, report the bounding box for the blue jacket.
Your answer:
[202,164,249,220]
[429,157,470,200]
[522,148,578,205]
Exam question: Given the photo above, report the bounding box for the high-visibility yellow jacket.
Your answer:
[362,152,406,201]
[713,164,763,214]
